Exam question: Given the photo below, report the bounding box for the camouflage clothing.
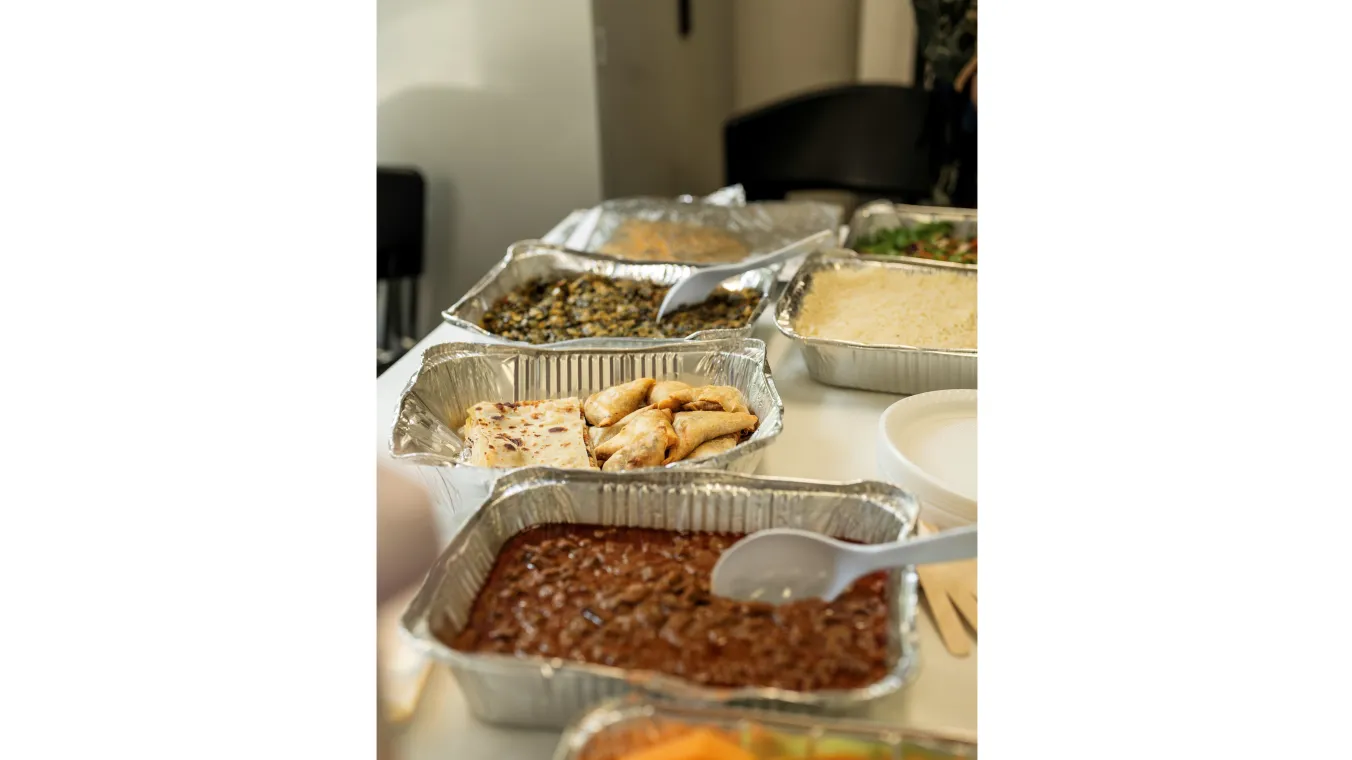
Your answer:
[915,0,978,90]
[915,0,977,207]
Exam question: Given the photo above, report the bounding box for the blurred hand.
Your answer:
[378,462,436,760]
[955,57,977,110]
[377,462,438,605]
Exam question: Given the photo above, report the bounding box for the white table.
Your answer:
[374,314,977,759]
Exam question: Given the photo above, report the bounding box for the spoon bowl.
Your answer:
[712,524,978,604]
[710,529,858,603]
[656,230,835,320]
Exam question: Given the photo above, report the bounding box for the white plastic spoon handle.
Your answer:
[718,229,837,273]
[850,524,978,575]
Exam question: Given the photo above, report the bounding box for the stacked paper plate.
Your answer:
[876,390,977,529]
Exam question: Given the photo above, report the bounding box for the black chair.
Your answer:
[723,84,941,204]
[378,167,426,375]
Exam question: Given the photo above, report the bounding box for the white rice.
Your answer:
[794,266,977,349]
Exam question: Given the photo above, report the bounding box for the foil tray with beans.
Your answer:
[441,524,892,692]
[399,468,919,728]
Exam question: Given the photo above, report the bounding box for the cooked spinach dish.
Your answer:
[481,273,761,343]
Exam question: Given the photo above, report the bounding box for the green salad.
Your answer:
[853,221,977,265]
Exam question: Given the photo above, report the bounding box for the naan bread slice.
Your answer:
[462,398,595,470]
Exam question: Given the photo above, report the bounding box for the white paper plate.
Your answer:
[876,389,977,527]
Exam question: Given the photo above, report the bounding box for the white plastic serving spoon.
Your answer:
[710,524,978,604]
[655,229,836,321]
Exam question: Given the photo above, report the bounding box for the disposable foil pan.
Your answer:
[400,468,920,729]
[389,337,785,542]
[555,698,976,760]
[776,250,977,395]
[543,186,747,247]
[560,196,843,265]
[844,201,978,271]
[443,241,778,344]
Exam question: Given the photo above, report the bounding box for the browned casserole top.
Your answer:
[439,524,891,691]
[598,219,750,264]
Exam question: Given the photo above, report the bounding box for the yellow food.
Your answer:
[795,267,976,349]
[615,729,755,760]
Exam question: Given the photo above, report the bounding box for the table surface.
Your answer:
[374,313,977,759]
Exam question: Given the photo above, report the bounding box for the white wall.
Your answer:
[377,0,604,335]
[732,0,861,114]
[857,0,917,85]
[592,0,734,198]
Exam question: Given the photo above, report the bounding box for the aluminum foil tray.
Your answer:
[389,337,785,542]
[400,468,920,729]
[442,241,779,344]
[560,196,842,265]
[555,698,976,760]
[844,201,977,271]
[542,186,747,247]
[776,250,977,395]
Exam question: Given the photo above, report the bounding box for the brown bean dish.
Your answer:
[480,273,761,343]
[440,525,891,691]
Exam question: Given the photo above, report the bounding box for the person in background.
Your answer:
[915,0,977,208]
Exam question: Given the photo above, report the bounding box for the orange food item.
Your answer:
[764,755,878,760]
[617,729,755,760]
[599,220,749,263]
[743,725,781,756]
